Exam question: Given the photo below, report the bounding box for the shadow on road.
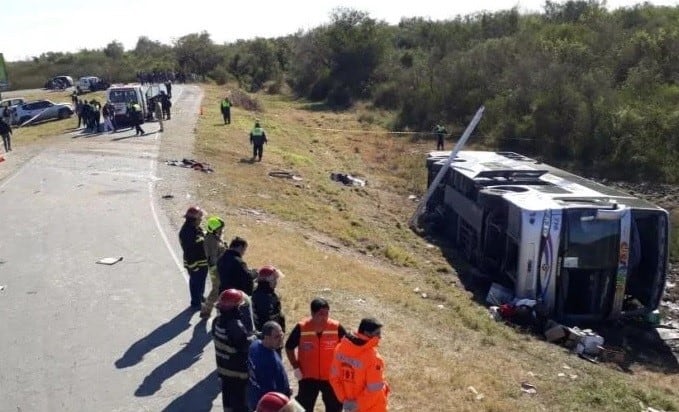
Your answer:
[115,307,195,369]
[162,370,220,412]
[134,318,212,397]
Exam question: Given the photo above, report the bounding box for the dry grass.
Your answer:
[189,83,679,411]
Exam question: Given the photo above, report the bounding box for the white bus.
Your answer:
[425,150,669,323]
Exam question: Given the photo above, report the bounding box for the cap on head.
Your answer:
[206,216,225,233]
[184,206,204,219]
[358,317,383,335]
[217,289,244,310]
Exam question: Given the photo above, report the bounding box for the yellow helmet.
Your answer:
[206,216,225,233]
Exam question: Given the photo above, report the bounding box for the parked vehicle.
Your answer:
[15,100,74,125]
[44,75,74,90]
[0,97,25,125]
[76,76,110,94]
[105,84,148,125]
[424,150,669,323]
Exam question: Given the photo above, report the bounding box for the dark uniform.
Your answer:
[221,98,231,124]
[250,123,267,161]
[127,102,145,135]
[179,220,208,308]
[217,249,256,296]
[434,124,447,150]
[212,306,257,412]
[251,281,286,333]
[0,118,12,152]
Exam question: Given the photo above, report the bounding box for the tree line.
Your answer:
[7,1,679,181]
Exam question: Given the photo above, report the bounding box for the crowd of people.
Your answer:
[178,206,391,411]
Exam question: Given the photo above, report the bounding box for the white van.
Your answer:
[105,84,148,124]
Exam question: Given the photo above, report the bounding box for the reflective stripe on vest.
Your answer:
[298,318,340,380]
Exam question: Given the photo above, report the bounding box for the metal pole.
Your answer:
[409,105,485,229]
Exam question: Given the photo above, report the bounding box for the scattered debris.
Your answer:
[0,285,5,291]
[413,287,421,293]
[520,382,537,395]
[485,283,514,306]
[330,172,366,187]
[321,288,331,293]
[656,327,679,341]
[436,304,445,309]
[408,195,418,201]
[557,372,566,378]
[161,194,174,199]
[96,256,123,265]
[165,158,214,173]
[268,170,303,181]
[467,386,484,400]
[421,293,428,299]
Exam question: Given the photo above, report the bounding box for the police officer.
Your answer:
[221,96,232,124]
[250,121,268,162]
[434,124,447,150]
[127,101,145,136]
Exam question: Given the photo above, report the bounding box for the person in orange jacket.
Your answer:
[329,317,389,412]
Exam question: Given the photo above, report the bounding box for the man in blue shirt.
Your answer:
[247,321,291,410]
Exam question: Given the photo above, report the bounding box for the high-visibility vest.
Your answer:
[222,99,231,108]
[298,318,340,380]
[251,127,264,136]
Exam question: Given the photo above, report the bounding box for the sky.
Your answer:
[2,0,678,62]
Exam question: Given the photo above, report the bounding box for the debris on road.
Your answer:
[96,256,123,265]
[165,158,214,173]
[161,194,174,199]
[0,285,6,291]
[268,170,303,181]
[520,382,537,395]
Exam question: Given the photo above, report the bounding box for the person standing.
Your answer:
[200,216,226,319]
[0,118,12,152]
[250,121,268,162]
[252,266,286,333]
[221,96,232,124]
[285,298,346,412]
[329,318,390,412]
[217,236,256,296]
[213,289,258,412]
[178,206,208,310]
[247,321,291,410]
[127,102,145,136]
[434,124,447,150]
[154,99,164,132]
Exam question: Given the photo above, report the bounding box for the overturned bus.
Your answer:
[424,150,669,323]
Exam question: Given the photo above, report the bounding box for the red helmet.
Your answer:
[258,265,283,283]
[184,206,204,219]
[256,392,304,412]
[216,289,244,310]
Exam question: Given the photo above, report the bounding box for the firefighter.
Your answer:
[250,121,268,162]
[252,266,286,333]
[178,206,208,310]
[200,216,226,319]
[212,289,258,412]
[285,298,346,412]
[329,318,390,412]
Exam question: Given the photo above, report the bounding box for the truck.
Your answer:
[424,150,669,323]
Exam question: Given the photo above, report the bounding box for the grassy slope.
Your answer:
[191,84,678,411]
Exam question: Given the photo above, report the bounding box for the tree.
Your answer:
[104,41,124,60]
[174,32,221,77]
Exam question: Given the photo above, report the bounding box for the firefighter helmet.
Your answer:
[216,289,244,310]
[206,216,225,233]
[256,392,304,412]
[258,265,283,283]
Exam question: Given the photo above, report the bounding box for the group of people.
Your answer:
[178,206,390,411]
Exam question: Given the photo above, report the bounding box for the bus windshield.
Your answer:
[563,209,620,270]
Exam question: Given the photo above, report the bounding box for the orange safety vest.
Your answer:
[298,318,340,380]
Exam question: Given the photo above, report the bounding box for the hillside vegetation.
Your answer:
[6,1,679,182]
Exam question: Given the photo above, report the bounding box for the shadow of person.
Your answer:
[134,318,212,397]
[239,157,255,164]
[161,370,220,412]
[115,307,195,369]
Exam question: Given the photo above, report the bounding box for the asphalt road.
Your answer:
[0,85,221,411]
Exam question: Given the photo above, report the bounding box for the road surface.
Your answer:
[0,85,222,411]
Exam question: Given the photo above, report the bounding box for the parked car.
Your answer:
[15,100,73,125]
[44,75,74,90]
[76,76,110,94]
[0,97,25,125]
